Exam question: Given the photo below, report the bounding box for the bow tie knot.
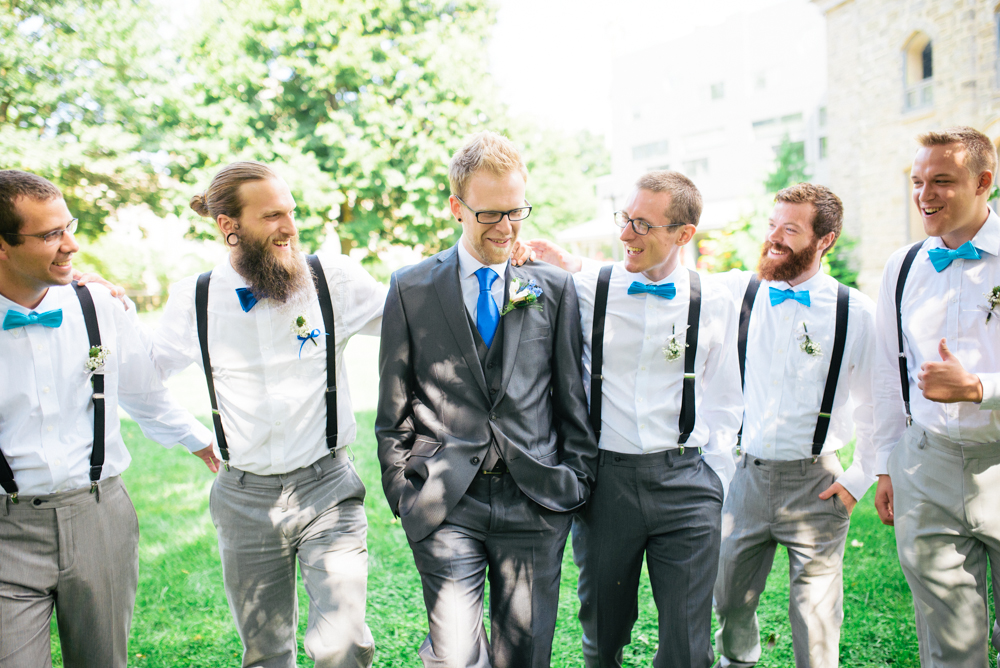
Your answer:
[927,241,981,272]
[769,287,811,307]
[3,308,63,330]
[627,281,676,299]
[236,287,258,313]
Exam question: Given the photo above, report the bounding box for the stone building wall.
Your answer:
[813,0,1000,295]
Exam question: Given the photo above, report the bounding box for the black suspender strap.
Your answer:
[896,241,925,426]
[735,274,761,453]
[589,265,613,443]
[72,282,106,498]
[810,283,850,457]
[195,271,231,469]
[306,254,339,455]
[678,270,701,447]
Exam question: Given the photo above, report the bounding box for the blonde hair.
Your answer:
[448,132,528,199]
[917,126,998,184]
[190,161,278,221]
[774,182,844,256]
[634,170,703,227]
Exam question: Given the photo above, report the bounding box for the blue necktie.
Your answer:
[3,309,63,330]
[236,287,258,313]
[474,267,500,348]
[627,281,676,299]
[769,287,811,307]
[927,241,981,272]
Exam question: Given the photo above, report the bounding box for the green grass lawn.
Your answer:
[49,414,995,667]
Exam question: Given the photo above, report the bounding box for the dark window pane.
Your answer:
[922,42,933,79]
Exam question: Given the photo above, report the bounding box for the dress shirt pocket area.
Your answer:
[520,326,550,343]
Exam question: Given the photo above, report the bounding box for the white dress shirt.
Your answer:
[716,269,878,501]
[574,262,743,492]
[873,209,1000,473]
[151,252,386,475]
[457,239,508,323]
[0,284,213,496]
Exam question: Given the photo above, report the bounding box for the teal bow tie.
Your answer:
[927,241,981,272]
[236,287,258,312]
[769,287,811,307]
[627,281,676,299]
[3,308,63,330]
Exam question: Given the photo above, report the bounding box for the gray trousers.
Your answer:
[888,424,1000,668]
[572,448,725,668]
[713,453,851,668]
[210,454,374,668]
[0,476,139,668]
[406,472,573,668]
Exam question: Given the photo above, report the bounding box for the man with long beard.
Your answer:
[151,162,383,668]
[711,183,877,668]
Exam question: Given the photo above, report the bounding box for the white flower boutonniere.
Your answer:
[798,322,822,357]
[662,324,687,362]
[291,315,323,358]
[980,286,1000,323]
[500,278,544,316]
[85,345,110,373]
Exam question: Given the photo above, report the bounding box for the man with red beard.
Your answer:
[711,183,877,668]
[150,162,383,668]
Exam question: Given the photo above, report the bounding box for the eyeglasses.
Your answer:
[456,195,532,224]
[613,211,687,236]
[9,218,79,244]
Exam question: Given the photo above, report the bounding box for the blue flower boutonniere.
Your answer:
[500,277,543,316]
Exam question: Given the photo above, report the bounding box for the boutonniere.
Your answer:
[662,324,687,362]
[798,322,822,357]
[85,345,110,373]
[980,286,1000,323]
[500,277,544,316]
[291,315,323,358]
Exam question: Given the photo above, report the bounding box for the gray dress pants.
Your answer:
[889,424,1000,668]
[573,448,725,668]
[406,472,573,668]
[0,476,139,668]
[210,454,375,668]
[713,453,851,668]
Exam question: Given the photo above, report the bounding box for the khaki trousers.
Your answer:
[889,424,1000,668]
[0,476,139,668]
[714,453,851,668]
[210,454,375,668]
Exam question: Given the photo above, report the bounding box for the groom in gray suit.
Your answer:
[376,131,598,668]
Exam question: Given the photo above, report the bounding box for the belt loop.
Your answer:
[800,459,806,476]
[312,461,323,481]
[237,470,246,488]
[2,495,8,516]
[740,452,748,469]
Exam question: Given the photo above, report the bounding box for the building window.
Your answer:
[904,33,933,110]
[632,139,670,161]
[711,82,725,100]
[682,158,709,179]
[819,106,827,127]
[819,136,828,160]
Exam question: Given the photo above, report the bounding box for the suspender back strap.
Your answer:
[589,265,614,442]
[195,271,230,467]
[895,240,925,426]
[738,275,761,389]
[810,283,850,456]
[72,282,105,494]
[678,270,701,445]
[306,254,338,454]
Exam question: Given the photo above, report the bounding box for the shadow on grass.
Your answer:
[49,420,992,667]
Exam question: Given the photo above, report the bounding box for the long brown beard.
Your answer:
[232,232,311,304]
[757,238,820,283]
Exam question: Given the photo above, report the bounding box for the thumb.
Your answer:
[818,483,836,500]
[939,338,955,361]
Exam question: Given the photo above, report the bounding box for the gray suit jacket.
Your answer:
[375,245,598,542]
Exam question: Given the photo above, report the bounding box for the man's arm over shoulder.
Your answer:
[375,272,417,515]
[150,274,202,381]
[318,250,387,339]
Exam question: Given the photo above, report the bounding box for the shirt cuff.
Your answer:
[836,463,874,503]
[977,373,1000,410]
[179,421,215,454]
[874,449,893,477]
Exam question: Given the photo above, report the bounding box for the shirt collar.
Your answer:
[926,208,1000,256]
[764,269,831,293]
[457,238,508,280]
[0,283,70,315]
[618,261,687,286]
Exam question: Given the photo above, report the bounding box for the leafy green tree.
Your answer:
[764,135,808,192]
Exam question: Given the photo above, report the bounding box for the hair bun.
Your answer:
[189,193,210,217]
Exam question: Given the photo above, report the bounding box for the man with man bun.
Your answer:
[0,169,217,667]
[153,162,384,668]
[873,127,1000,666]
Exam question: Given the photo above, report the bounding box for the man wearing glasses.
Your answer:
[376,131,597,668]
[527,171,742,668]
[0,170,217,666]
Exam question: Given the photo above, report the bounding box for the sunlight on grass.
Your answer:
[47,420,995,667]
